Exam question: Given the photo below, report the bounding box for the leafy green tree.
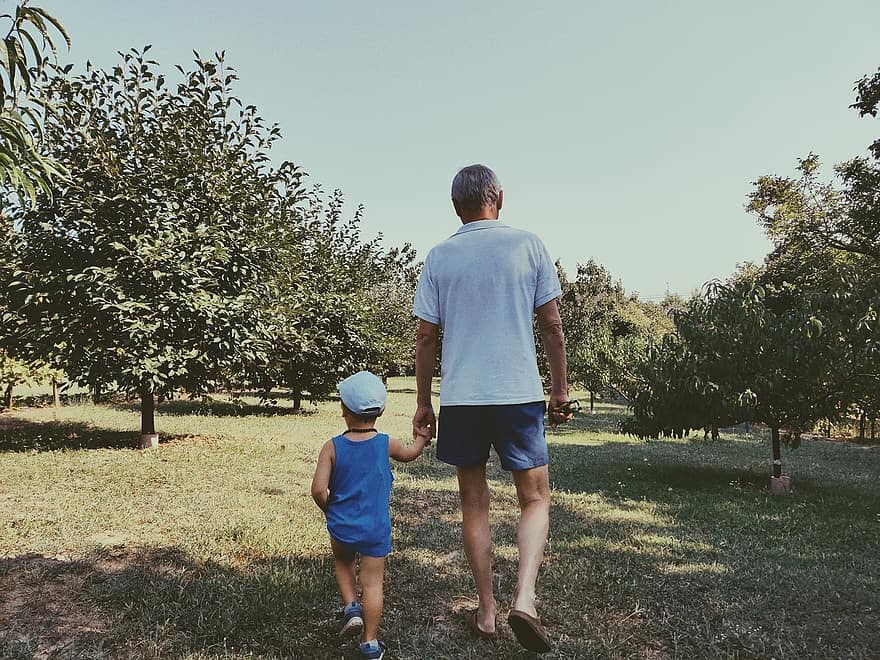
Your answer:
[626,279,841,477]
[362,244,419,378]
[4,49,297,441]
[747,64,880,439]
[556,260,621,411]
[851,65,880,158]
[620,333,691,439]
[0,1,69,202]
[252,187,418,408]
[556,259,675,412]
[626,64,880,481]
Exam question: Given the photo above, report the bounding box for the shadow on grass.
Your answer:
[110,399,320,419]
[547,436,880,502]
[0,547,341,659]
[385,386,441,397]
[0,417,195,453]
[391,448,878,659]
[0,543,571,660]
[0,418,136,452]
[540,440,880,658]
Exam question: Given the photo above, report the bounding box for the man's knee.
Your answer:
[513,466,551,509]
[457,465,490,505]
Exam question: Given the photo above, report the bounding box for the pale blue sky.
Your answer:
[40,1,879,298]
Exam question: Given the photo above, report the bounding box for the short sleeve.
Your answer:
[533,239,562,309]
[412,252,441,325]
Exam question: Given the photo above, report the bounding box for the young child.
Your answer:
[311,370,430,659]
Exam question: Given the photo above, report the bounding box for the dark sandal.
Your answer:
[508,609,552,652]
[468,610,498,641]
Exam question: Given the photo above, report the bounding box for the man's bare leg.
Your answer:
[457,464,497,634]
[511,465,551,617]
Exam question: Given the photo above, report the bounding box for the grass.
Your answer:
[1,378,878,659]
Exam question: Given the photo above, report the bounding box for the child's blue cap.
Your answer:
[338,370,387,416]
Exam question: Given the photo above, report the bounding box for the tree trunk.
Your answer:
[589,390,595,414]
[52,377,60,407]
[4,382,13,410]
[140,382,158,448]
[859,410,866,442]
[771,426,782,477]
[871,417,876,442]
[292,391,302,411]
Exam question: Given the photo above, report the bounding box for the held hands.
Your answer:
[412,404,436,442]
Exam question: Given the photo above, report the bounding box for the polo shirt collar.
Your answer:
[454,219,504,235]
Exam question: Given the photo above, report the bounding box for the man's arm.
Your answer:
[413,319,439,439]
[536,298,571,425]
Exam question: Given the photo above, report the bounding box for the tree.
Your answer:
[4,49,298,443]
[625,64,880,486]
[0,1,69,203]
[362,244,419,378]
[556,259,675,412]
[556,260,621,411]
[747,63,880,440]
[251,187,418,408]
[851,65,880,157]
[625,278,841,478]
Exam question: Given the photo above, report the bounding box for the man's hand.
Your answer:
[547,392,573,427]
[413,404,437,440]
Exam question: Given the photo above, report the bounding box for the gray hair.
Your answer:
[451,164,501,211]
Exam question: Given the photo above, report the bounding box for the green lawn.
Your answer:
[1,379,878,659]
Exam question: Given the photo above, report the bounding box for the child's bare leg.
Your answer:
[330,538,358,605]
[359,555,385,642]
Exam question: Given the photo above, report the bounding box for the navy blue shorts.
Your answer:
[437,401,548,471]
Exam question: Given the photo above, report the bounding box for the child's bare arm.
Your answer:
[389,433,430,463]
[311,441,334,512]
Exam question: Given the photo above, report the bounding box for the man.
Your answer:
[412,164,570,652]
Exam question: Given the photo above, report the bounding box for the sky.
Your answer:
[38,1,880,299]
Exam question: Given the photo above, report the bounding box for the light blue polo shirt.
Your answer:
[413,220,561,406]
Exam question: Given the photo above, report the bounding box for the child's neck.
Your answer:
[342,411,378,437]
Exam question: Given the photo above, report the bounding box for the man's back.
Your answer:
[413,220,560,406]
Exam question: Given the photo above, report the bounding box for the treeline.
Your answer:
[0,39,417,435]
[622,66,880,474]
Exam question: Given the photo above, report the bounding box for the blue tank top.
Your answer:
[326,432,394,556]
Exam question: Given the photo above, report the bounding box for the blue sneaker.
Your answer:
[359,640,386,659]
[336,602,363,639]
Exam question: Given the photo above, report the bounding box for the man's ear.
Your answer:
[452,199,463,218]
[496,190,504,212]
